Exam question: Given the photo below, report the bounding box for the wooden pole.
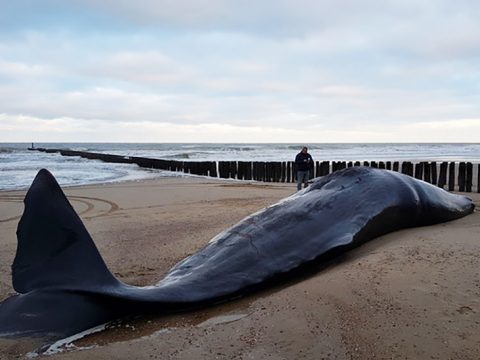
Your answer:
[448,162,455,191]
[423,162,431,183]
[210,161,217,177]
[219,162,225,178]
[240,161,247,180]
[246,161,252,180]
[255,162,261,181]
[458,162,466,192]
[402,162,413,177]
[325,161,331,175]
[319,161,329,176]
[437,162,447,189]
[478,164,480,193]
[414,163,423,180]
[466,162,473,192]
[430,162,437,185]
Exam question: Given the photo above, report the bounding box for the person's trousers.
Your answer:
[297,170,310,191]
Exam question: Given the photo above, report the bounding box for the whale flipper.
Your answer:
[13,169,119,293]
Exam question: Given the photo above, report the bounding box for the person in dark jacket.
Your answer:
[295,146,313,191]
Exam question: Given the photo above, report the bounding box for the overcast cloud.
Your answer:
[1,0,479,142]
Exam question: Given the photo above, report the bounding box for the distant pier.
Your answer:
[29,148,480,193]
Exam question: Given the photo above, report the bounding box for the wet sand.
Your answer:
[0,177,479,359]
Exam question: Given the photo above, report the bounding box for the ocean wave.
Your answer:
[222,147,256,151]
[165,153,191,159]
[2,142,480,191]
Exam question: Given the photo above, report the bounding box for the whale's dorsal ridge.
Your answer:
[12,169,118,293]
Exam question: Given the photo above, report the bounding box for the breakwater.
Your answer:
[29,148,480,193]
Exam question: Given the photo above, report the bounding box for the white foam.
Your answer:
[26,323,108,358]
[197,313,249,327]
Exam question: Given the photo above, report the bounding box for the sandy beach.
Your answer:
[0,177,479,359]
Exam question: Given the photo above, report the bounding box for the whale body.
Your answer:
[0,167,474,344]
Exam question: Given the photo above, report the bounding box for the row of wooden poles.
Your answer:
[31,148,480,193]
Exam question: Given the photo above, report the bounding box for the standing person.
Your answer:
[295,146,313,191]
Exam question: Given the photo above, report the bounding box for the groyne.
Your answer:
[29,148,480,193]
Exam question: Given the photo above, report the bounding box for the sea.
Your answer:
[1,143,479,191]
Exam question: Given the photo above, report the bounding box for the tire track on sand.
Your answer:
[67,196,120,219]
[0,195,24,223]
[0,195,119,223]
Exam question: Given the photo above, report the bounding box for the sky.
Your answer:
[0,0,479,143]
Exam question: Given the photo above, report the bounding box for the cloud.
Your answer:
[0,1,479,142]
[397,119,480,142]
[0,59,52,79]
[409,118,480,130]
[3,113,479,143]
[0,113,316,143]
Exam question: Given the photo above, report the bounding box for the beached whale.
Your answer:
[0,167,474,345]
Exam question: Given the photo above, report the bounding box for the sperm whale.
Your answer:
[0,167,474,344]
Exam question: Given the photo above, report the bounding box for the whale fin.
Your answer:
[12,169,119,293]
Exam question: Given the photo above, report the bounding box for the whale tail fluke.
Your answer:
[12,169,118,293]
